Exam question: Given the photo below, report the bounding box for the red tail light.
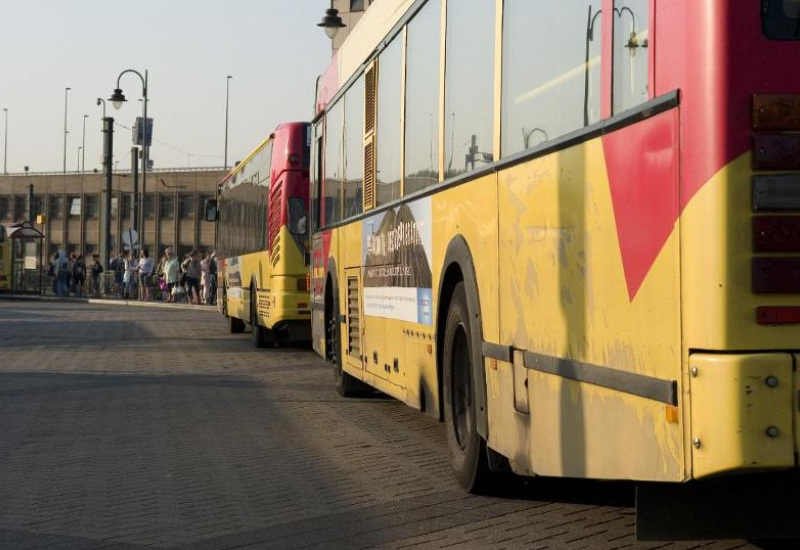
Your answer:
[757,307,800,325]
[753,216,800,252]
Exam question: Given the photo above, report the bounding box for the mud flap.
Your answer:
[636,474,800,540]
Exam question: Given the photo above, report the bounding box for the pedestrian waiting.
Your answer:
[89,254,104,297]
[123,251,138,299]
[162,248,181,303]
[137,249,155,301]
[181,250,201,305]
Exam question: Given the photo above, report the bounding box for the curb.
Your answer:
[0,294,218,312]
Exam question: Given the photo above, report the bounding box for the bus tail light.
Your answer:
[753,175,800,210]
[752,257,800,293]
[753,216,800,252]
[753,95,800,131]
[753,135,800,170]
[757,307,800,325]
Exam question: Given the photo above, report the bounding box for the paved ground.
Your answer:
[0,301,756,549]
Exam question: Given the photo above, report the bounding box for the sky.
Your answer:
[0,0,331,174]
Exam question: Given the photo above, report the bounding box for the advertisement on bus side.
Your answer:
[362,197,433,325]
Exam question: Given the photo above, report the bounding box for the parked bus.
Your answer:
[309,0,800,539]
[214,122,311,347]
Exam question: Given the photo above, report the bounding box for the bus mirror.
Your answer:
[204,199,219,222]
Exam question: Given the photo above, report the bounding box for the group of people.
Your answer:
[49,251,105,298]
[49,247,218,305]
[109,247,217,305]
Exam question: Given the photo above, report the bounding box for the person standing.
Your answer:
[49,252,59,295]
[163,248,181,303]
[123,251,138,300]
[181,250,201,305]
[208,250,218,305]
[138,249,155,301]
[89,254,104,297]
[55,250,69,297]
[110,251,125,299]
[72,254,86,297]
[200,251,212,305]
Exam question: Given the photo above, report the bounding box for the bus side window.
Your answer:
[288,197,308,236]
[312,131,323,231]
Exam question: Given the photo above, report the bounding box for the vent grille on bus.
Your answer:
[364,64,376,135]
[363,61,377,212]
[269,183,282,252]
[363,138,375,211]
[347,276,360,359]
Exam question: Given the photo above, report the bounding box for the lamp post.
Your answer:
[584,5,603,127]
[81,114,88,173]
[224,75,232,170]
[77,147,82,171]
[3,108,7,175]
[63,87,71,174]
[96,98,113,269]
[317,1,346,40]
[110,68,148,252]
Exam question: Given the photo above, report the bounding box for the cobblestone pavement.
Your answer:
[0,302,755,549]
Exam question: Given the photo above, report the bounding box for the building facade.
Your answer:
[332,0,375,55]
[0,167,224,260]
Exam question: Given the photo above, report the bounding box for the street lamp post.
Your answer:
[63,87,71,174]
[110,69,148,252]
[77,147,82,171]
[317,1,346,40]
[3,108,8,175]
[81,114,88,173]
[96,98,114,269]
[224,75,232,170]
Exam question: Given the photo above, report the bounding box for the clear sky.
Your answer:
[0,0,331,174]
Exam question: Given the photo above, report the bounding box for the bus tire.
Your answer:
[442,281,491,493]
[251,286,272,348]
[229,315,245,334]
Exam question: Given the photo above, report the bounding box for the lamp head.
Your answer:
[317,8,346,40]
[110,88,126,110]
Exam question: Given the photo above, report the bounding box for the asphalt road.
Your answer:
[0,301,754,549]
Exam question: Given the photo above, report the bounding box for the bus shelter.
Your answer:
[0,221,45,294]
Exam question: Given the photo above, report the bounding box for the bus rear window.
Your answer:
[763,0,800,39]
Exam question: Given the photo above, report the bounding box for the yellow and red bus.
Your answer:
[310,0,800,539]
[215,122,311,347]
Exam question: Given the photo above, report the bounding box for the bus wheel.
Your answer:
[442,281,491,493]
[251,286,272,348]
[229,315,245,334]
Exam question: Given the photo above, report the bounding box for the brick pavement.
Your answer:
[0,302,756,549]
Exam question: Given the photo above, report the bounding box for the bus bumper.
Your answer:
[688,352,796,478]
[637,352,800,540]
